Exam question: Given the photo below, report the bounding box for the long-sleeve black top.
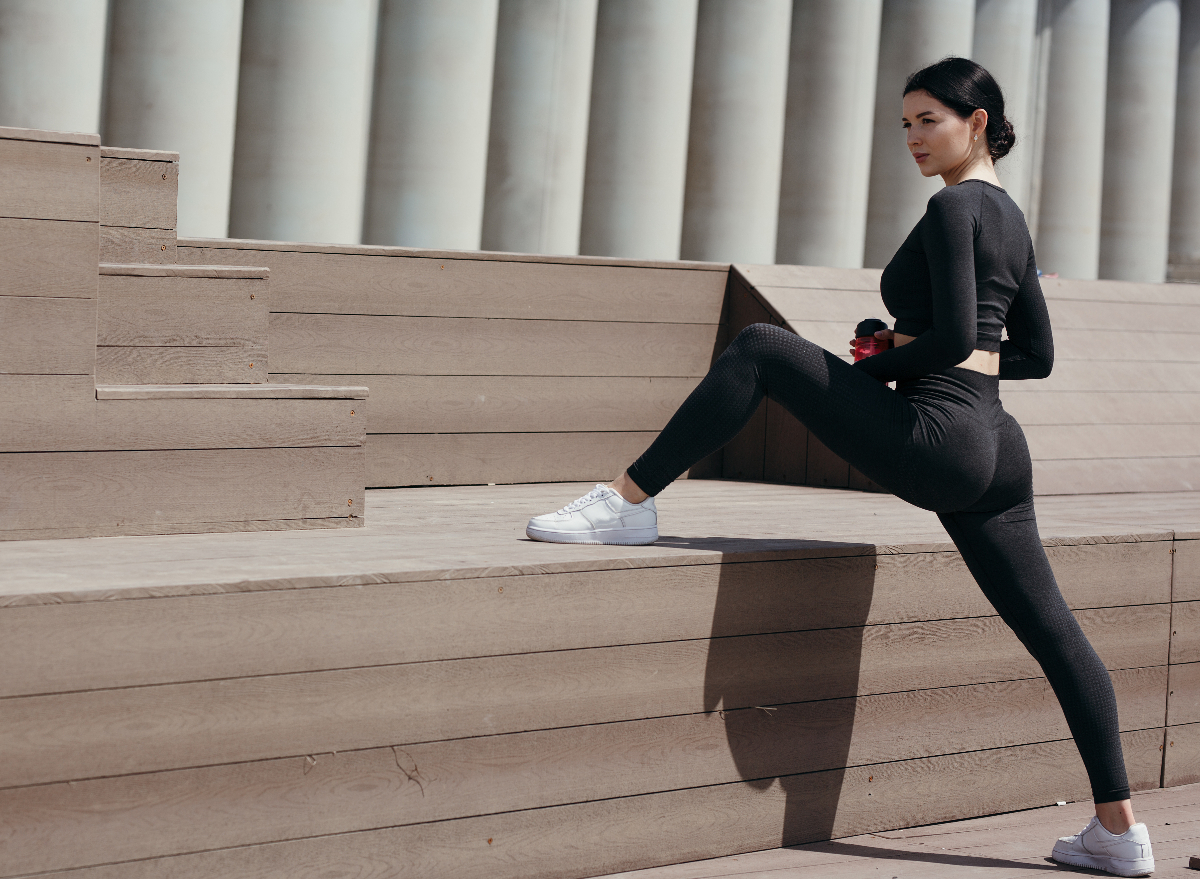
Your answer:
[853,179,1054,382]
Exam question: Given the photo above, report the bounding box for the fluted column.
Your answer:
[0,0,108,134]
[863,0,975,268]
[103,0,244,238]
[1033,0,1109,279]
[972,0,1039,212]
[776,0,882,269]
[481,0,598,255]
[229,0,378,245]
[679,0,791,264]
[1171,0,1200,276]
[1100,0,1180,282]
[364,0,499,249]
[579,0,699,260]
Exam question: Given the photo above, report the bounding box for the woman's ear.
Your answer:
[973,108,989,139]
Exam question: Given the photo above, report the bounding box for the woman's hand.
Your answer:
[848,328,894,356]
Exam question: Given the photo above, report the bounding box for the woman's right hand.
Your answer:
[848,328,894,357]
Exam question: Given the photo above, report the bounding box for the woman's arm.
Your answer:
[999,250,1054,379]
[853,193,978,382]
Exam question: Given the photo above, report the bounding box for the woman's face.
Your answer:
[902,89,987,178]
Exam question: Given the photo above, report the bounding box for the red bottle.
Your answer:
[853,318,892,361]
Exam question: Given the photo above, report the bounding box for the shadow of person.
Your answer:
[698,540,878,847]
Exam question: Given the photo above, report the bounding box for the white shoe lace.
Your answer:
[557,485,608,515]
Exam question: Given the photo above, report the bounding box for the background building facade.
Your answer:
[1,0,1196,281]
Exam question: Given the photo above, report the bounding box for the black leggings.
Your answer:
[628,324,1130,803]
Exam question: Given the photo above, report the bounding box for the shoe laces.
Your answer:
[557,485,609,514]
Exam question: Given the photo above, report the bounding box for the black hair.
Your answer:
[904,57,1016,162]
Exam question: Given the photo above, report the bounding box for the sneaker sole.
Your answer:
[1051,845,1154,877]
[526,525,658,546]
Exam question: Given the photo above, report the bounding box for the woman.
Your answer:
[526,57,1153,877]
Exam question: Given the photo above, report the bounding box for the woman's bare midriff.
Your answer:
[893,332,1000,375]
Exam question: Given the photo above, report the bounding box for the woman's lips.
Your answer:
[912,152,928,163]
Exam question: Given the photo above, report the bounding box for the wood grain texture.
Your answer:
[178,246,729,323]
[734,263,883,291]
[0,137,98,221]
[1176,539,1200,601]
[0,515,364,542]
[0,540,1164,698]
[1001,391,1200,425]
[1,126,99,146]
[100,146,178,162]
[0,295,95,374]
[0,668,1162,875]
[268,314,720,377]
[99,155,178,229]
[1168,661,1200,726]
[97,383,368,400]
[0,217,97,298]
[1029,360,1200,392]
[0,604,1165,788]
[1033,457,1200,495]
[99,226,176,264]
[273,373,697,434]
[1040,276,1200,303]
[99,263,267,279]
[1024,424,1200,459]
[98,275,267,347]
[95,345,267,384]
[0,447,363,538]
[20,730,1162,879]
[1164,721,1200,786]
[367,431,657,487]
[1170,601,1200,664]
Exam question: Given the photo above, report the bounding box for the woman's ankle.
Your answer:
[1095,799,1136,835]
[609,472,649,504]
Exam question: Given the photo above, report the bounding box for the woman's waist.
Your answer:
[893,332,999,375]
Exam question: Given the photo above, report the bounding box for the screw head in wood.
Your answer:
[162,173,167,180]
[348,499,353,506]
[86,156,91,162]
[161,244,167,251]
[249,363,254,368]
[350,409,355,415]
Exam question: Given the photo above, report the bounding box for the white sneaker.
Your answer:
[526,484,658,545]
[1051,816,1154,877]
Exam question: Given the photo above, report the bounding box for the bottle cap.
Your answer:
[855,318,889,338]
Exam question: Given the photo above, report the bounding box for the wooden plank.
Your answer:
[23,729,1162,879]
[1032,360,1200,392]
[0,296,95,374]
[1040,276,1200,303]
[1032,457,1200,495]
[720,274,774,481]
[756,287,885,324]
[273,373,697,434]
[367,431,657,487]
[99,155,178,229]
[0,137,98,221]
[0,604,1165,788]
[1176,539,1200,602]
[1051,328,1200,361]
[1001,390,1200,425]
[1168,661,1200,726]
[1043,298,1200,333]
[1024,424,1200,460]
[95,345,267,384]
[0,668,1163,875]
[0,447,363,538]
[178,246,729,323]
[97,384,368,400]
[269,314,721,377]
[0,217,97,298]
[97,275,267,347]
[0,375,97,450]
[1170,600,1200,664]
[1164,721,1200,786]
[101,146,179,162]
[99,263,267,279]
[99,226,176,264]
[0,515,363,542]
[763,397,807,484]
[806,434,851,489]
[734,263,883,292]
[0,126,99,146]
[0,540,1167,697]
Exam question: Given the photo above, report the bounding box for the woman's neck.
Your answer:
[941,154,1002,188]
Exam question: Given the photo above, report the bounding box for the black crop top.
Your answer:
[853,179,1054,382]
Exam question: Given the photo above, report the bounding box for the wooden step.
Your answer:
[97,263,270,384]
[100,145,178,264]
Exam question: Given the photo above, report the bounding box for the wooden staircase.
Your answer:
[0,127,366,539]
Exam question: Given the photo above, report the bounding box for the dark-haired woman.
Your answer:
[526,57,1154,877]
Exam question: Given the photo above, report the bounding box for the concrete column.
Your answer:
[972,0,1039,212]
[229,0,377,245]
[103,0,243,238]
[481,0,597,256]
[579,0,699,260]
[679,0,791,264]
[1033,0,1109,280]
[776,0,882,269]
[0,0,108,133]
[1170,0,1200,275]
[363,0,499,250]
[863,0,976,268]
[1100,0,1180,282]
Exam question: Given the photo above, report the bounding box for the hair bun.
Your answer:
[990,116,1016,160]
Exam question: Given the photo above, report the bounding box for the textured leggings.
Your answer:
[628,324,1130,803]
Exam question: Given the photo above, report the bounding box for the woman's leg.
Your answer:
[625,323,911,497]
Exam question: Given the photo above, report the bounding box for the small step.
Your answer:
[97,263,271,385]
[100,145,179,264]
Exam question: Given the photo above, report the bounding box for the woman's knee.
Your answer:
[730,322,798,360]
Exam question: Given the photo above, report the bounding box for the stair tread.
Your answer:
[96,383,368,400]
[0,125,99,146]
[100,145,178,162]
[100,263,267,279]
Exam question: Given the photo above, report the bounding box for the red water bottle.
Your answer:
[853,318,892,361]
